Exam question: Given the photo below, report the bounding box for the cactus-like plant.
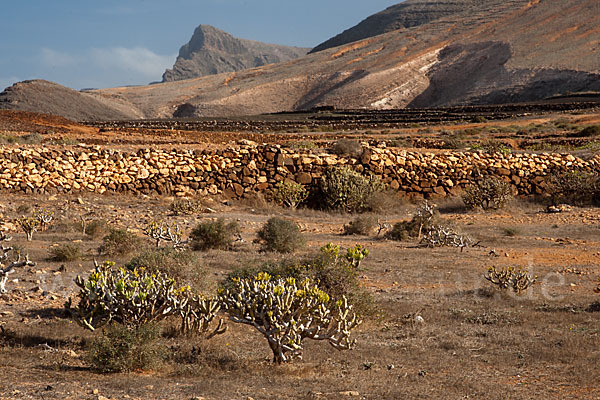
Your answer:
[220,273,361,364]
[144,220,186,249]
[420,225,474,251]
[275,181,309,209]
[0,231,35,293]
[66,261,222,336]
[485,266,537,294]
[18,216,40,241]
[34,208,54,232]
[462,176,512,210]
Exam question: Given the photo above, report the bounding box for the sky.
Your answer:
[1,0,400,91]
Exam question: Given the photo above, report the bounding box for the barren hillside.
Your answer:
[0,0,598,120]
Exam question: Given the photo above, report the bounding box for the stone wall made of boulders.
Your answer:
[0,143,598,198]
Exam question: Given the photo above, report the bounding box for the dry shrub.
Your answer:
[462,176,512,210]
[332,138,363,158]
[169,198,203,215]
[190,219,240,251]
[256,217,305,253]
[343,215,378,236]
[98,228,143,256]
[125,248,204,288]
[319,167,384,213]
[87,323,166,373]
[48,243,82,262]
[549,171,600,206]
[84,219,110,239]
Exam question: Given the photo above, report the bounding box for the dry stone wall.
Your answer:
[0,143,598,198]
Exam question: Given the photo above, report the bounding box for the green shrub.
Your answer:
[48,243,82,262]
[319,167,384,213]
[98,228,142,256]
[190,219,240,251]
[549,171,600,205]
[343,215,378,236]
[275,181,308,209]
[87,323,166,373]
[257,217,304,253]
[462,176,512,210]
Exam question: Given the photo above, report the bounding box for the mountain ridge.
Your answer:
[162,24,309,82]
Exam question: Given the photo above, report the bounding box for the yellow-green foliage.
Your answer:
[220,272,361,364]
[67,261,221,334]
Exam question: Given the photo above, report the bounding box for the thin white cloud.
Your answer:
[40,48,79,68]
[90,47,174,79]
[37,47,175,88]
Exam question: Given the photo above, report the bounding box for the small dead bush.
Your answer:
[332,139,363,158]
[190,219,240,251]
[83,219,110,239]
[48,243,82,262]
[169,198,203,215]
[462,176,512,210]
[87,323,166,373]
[256,217,304,253]
[549,171,600,206]
[98,228,143,256]
[343,215,378,236]
[386,201,439,241]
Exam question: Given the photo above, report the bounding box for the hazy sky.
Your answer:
[1,0,400,90]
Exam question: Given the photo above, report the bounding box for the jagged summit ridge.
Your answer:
[162,24,309,82]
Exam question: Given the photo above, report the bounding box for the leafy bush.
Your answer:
[319,167,384,213]
[220,273,361,363]
[87,323,166,373]
[256,217,304,253]
[223,243,373,315]
[462,176,512,210]
[67,261,222,334]
[169,198,203,215]
[343,215,378,236]
[485,266,537,294]
[275,181,308,209]
[549,171,600,206]
[332,139,363,158]
[48,243,82,262]
[98,228,142,256]
[190,219,240,251]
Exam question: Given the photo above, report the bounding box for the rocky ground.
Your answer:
[0,109,599,399]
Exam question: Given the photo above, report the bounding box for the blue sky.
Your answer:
[1,1,400,90]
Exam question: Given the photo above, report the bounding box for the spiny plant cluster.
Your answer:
[144,220,187,249]
[485,266,537,294]
[275,181,309,209]
[462,176,512,210]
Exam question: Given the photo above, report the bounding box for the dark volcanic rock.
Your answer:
[162,25,309,82]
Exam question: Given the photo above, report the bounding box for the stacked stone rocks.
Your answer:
[0,143,597,198]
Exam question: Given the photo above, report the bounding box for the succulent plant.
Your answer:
[67,261,222,336]
[17,216,40,241]
[485,266,537,294]
[219,272,361,364]
[144,220,187,250]
[34,208,54,232]
[0,231,35,293]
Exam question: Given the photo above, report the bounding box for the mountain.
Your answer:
[162,25,309,82]
[310,0,469,54]
[0,80,142,121]
[1,0,598,120]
